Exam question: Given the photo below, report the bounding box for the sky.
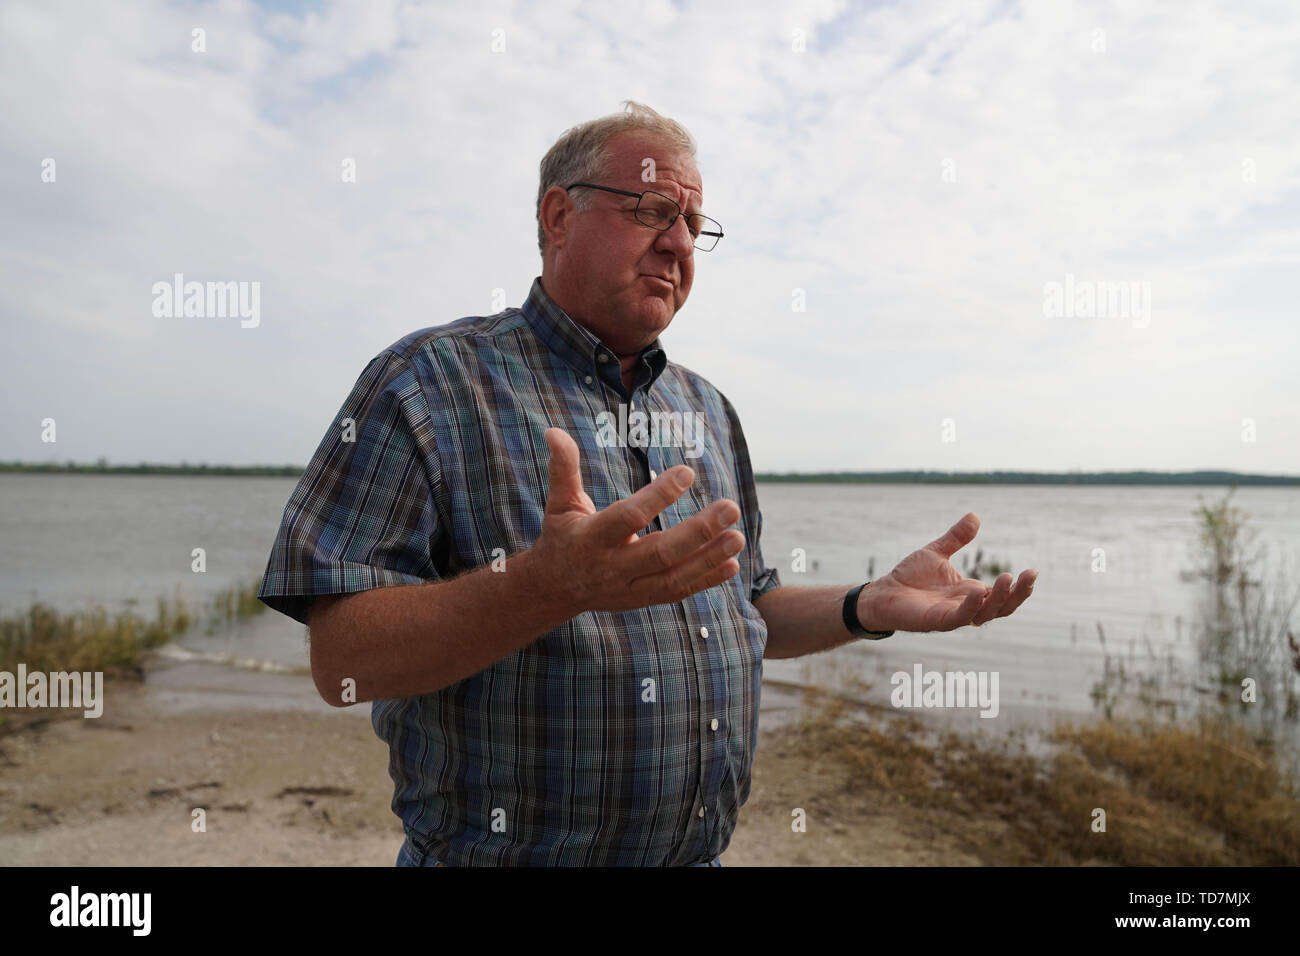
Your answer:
[1,0,1297,475]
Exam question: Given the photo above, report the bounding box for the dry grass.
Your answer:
[0,592,192,736]
[0,576,269,681]
[1,576,269,739]
[211,577,268,623]
[0,591,191,676]
[789,685,1300,866]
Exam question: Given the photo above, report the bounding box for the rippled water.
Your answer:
[3,474,1296,732]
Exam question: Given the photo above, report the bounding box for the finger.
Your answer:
[625,499,742,572]
[944,584,989,629]
[631,528,745,597]
[970,573,1013,626]
[543,427,586,514]
[591,466,700,546]
[991,569,1038,620]
[658,555,742,605]
[925,512,980,559]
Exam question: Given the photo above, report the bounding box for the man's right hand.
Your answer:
[532,426,745,613]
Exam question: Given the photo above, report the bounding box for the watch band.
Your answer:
[842,582,894,639]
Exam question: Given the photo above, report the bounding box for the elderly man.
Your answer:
[257,101,1037,867]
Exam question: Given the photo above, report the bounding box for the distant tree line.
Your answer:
[0,460,303,477]
[1,462,1295,485]
[753,470,1300,486]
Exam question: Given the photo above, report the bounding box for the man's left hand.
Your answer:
[859,512,1037,633]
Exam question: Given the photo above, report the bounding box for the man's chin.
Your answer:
[636,296,675,329]
[605,300,671,351]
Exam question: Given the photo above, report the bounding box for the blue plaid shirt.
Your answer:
[258,276,780,865]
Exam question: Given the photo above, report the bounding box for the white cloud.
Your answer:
[0,0,1296,472]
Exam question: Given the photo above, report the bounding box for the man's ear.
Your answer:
[539,185,573,250]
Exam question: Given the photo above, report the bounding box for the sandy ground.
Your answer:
[0,654,987,866]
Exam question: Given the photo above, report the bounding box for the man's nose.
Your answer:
[654,215,695,259]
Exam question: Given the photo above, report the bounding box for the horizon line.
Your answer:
[1,461,1297,485]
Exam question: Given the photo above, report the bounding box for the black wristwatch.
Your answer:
[842,582,894,639]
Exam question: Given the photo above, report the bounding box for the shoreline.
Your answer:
[4,651,1293,866]
[4,468,1299,486]
[0,653,1015,866]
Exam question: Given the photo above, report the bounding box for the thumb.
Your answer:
[926,512,980,559]
[543,427,585,514]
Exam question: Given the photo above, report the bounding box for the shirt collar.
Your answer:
[521,276,668,396]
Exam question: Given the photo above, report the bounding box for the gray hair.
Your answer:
[536,100,697,255]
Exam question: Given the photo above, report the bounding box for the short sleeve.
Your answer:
[750,514,782,602]
[257,350,443,625]
[715,389,781,605]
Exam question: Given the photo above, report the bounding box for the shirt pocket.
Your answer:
[657,423,739,519]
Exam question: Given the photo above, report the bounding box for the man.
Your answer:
[257,101,1037,867]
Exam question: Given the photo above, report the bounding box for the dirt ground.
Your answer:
[0,656,985,866]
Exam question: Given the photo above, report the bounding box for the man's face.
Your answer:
[546,132,703,355]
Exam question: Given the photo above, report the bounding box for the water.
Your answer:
[0,474,312,669]
[755,482,1300,742]
[2,474,1297,732]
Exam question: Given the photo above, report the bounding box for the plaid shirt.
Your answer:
[258,276,780,865]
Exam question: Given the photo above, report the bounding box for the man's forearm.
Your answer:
[755,582,890,659]
[309,548,578,705]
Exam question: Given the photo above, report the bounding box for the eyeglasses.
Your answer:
[565,183,724,252]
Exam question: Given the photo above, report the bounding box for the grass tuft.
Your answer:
[0,589,191,676]
[788,687,1300,865]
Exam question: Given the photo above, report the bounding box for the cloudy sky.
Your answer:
[2,0,1297,474]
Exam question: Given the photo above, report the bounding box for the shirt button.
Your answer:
[598,352,609,362]
[710,718,719,731]
[583,375,593,385]
[698,806,705,818]
[650,468,657,481]
[698,626,708,639]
